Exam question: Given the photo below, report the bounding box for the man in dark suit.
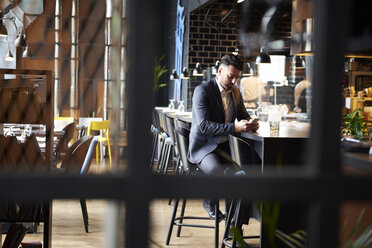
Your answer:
[187,54,259,230]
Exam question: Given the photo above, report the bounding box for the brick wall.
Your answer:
[186,0,297,112]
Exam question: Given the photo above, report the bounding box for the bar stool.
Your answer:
[153,110,172,175]
[221,135,262,248]
[166,128,220,248]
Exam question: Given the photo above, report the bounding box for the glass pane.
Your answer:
[150,198,311,247]
[0,199,125,248]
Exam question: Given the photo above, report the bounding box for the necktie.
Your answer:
[221,90,233,123]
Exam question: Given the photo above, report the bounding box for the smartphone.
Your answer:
[251,118,259,123]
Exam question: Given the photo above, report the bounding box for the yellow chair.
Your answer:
[87,120,112,165]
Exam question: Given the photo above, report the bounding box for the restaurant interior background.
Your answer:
[0,0,371,247]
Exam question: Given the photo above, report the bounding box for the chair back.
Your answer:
[164,114,176,143]
[87,120,110,133]
[60,135,91,169]
[22,133,46,171]
[174,128,198,174]
[61,136,94,174]
[228,135,261,171]
[152,109,161,131]
[3,135,28,170]
[80,136,98,174]
[55,121,76,156]
[175,119,190,132]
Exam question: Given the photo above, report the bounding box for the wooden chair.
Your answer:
[22,133,47,172]
[59,136,97,232]
[54,122,77,167]
[87,120,112,165]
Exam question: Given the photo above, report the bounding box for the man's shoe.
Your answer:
[203,206,225,221]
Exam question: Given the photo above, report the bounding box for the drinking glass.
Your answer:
[168,99,175,110]
[177,101,185,112]
[268,105,281,132]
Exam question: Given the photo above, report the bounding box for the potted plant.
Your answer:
[153,54,168,93]
[342,108,372,139]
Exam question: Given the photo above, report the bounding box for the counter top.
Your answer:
[342,151,372,172]
[240,121,310,141]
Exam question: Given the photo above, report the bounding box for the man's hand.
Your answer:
[234,120,259,132]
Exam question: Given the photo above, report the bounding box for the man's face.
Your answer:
[217,64,241,90]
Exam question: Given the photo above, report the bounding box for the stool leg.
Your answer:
[80,199,89,233]
[215,202,219,248]
[162,143,172,175]
[96,143,99,164]
[158,142,168,175]
[221,200,237,248]
[231,200,242,248]
[176,198,187,237]
[156,137,166,174]
[166,198,180,245]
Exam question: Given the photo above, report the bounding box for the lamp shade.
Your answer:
[180,67,190,79]
[5,49,14,61]
[242,62,254,76]
[0,20,7,36]
[256,47,271,64]
[169,69,179,80]
[15,34,27,47]
[192,63,204,76]
[293,56,305,68]
[22,45,32,58]
[211,60,220,75]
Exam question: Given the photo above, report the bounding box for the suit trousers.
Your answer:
[198,141,251,226]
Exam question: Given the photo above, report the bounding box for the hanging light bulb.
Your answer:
[192,63,204,77]
[256,47,271,64]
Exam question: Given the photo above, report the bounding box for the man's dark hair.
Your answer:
[220,54,243,71]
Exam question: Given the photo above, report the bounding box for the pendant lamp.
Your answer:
[0,20,7,36]
[242,62,254,76]
[180,67,190,79]
[293,56,305,68]
[256,47,271,64]
[5,49,14,61]
[169,69,179,80]
[211,60,220,75]
[192,63,203,77]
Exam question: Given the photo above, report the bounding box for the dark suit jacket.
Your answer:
[187,78,250,164]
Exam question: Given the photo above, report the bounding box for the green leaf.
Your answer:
[230,226,246,248]
[153,54,168,92]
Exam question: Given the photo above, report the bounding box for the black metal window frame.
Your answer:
[0,0,371,248]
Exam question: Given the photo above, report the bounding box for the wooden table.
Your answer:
[239,121,309,169]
